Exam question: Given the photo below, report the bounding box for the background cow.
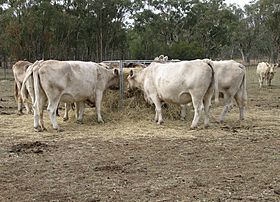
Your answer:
[256,62,277,88]
[22,60,119,132]
[127,59,219,129]
[181,60,247,123]
[12,60,33,114]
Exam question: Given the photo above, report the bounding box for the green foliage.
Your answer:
[169,42,206,60]
[0,0,279,62]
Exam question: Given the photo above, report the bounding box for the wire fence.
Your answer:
[0,67,14,80]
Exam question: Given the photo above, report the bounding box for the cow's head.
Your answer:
[267,64,277,85]
[108,68,120,90]
[127,70,138,92]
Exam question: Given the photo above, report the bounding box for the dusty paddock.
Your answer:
[0,67,280,201]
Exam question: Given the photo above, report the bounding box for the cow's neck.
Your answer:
[134,70,147,90]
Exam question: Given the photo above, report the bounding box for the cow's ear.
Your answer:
[129,70,134,77]
[113,68,119,76]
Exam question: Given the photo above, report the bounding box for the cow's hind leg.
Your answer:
[47,96,63,132]
[34,95,47,132]
[234,92,246,121]
[17,96,24,115]
[190,96,203,129]
[203,93,213,128]
[219,92,233,123]
[24,101,32,114]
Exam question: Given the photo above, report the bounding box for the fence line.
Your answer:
[0,67,14,80]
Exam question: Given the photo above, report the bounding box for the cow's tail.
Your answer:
[21,60,42,104]
[203,59,219,103]
[21,71,33,104]
[13,70,22,102]
[32,61,46,112]
[14,81,18,102]
[239,64,248,105]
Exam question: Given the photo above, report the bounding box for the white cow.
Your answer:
[127,59,219,129]
[62,62,117,123]
[22,60,119,132]
[12,60,34,114]
[256,62,277,88]
[181,60,247,122]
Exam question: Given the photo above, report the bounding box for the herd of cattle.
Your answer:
[11,56,279,132]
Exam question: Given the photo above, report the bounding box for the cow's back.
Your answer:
[38,60,100,103]
[213,60,245,90]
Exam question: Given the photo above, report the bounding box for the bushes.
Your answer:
[169,41,206,60]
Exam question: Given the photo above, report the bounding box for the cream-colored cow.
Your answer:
[12,60,34,114]
[257,62,277,88]
[22,60,119,132]
[127,59,219,129]
[181,60,247,122]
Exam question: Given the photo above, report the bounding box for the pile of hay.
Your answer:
[101,67,183,122]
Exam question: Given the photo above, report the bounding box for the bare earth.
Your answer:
[0,67,279,201]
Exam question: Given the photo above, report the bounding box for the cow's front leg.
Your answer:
[180,104,187,121]
[63,102,70,121]
[259,76,263,88]
[150,95,163,124]
[268,78,272,86]
[76,102,85,124]
[95,90,104,123]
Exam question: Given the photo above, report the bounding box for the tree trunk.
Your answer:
[239,48,245,62]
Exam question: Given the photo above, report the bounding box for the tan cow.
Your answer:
[180,60,247,122]
[22,60,119,132]
[127,59,219,129]
[12,60,34,114]
[256,62,277,88]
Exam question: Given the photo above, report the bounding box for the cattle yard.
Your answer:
[0,66,280,201]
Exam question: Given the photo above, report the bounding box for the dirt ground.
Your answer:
[0,67,280,202]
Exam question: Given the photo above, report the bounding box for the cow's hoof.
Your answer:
[217,120,224,124]
[204,124,210,129]
[34,127,42,132]
[26,110,33,115]
[190,126,198,130]
[63,117,69,121]
[56,128,64,132]
[17,111,23,116]
[34,126,46,132]
[76,120,83,124]
[98,120,105,124]
[157,120,164,125]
